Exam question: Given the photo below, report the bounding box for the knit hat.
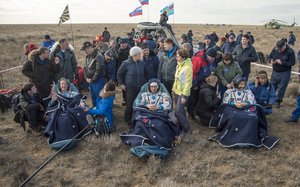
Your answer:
[276,39,286,50]
[205,48,217,58]
[104,50,114,58]
[141,42,149,50]
[119,38,128,44]
[130,46,142,56]
[80,41,93,50]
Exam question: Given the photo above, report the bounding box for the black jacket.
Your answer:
[195,82,221,119]
[117,47,130,69]
[22,50,60,98]
[232,44,258,76]
[270,46,295,72]
[84,49,105,83]
[117,58,147,90]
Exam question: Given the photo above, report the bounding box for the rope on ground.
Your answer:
[251,63,300,76]
[0,65,22,74]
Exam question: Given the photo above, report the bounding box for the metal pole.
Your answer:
[148,4,149,22]
[19,124,90,187]
[69,18,75,48]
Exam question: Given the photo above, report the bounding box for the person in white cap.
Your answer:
[117,46,147,126]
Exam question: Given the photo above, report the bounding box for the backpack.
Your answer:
[93,115,113,137]
[11,92,21,113]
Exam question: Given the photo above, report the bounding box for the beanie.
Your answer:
[129,46,142,56]
[205,48,217,58]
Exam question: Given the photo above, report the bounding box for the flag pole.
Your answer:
[69,18,75,48]
[147,4,149,22]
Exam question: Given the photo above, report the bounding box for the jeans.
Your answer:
[90,77,105,106]
[270,70,291,102]
[175,94,190,132]
[291,96,300,121]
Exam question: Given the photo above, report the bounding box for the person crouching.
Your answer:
[19,83,45,130]
[195,74,221,125]
[85,81,116,130]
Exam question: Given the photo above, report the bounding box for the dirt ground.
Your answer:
[0,24,300,187]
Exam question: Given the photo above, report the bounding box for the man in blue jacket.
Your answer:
[288,31,296,47]
[41,35,55,49]
[117,46,147,125]
[270,39,295,108]
[248,70,276,115]
[141,43,159,81]
[221,34,237,54]
[103,50,116,82]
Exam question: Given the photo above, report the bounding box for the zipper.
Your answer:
[135,62,140,86]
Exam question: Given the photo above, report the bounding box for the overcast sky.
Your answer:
[0,0,299,25]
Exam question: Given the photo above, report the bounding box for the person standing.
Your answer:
[199,35,215,51]
[117,38,130,106]
[158,38,178,95]
[81,41,106,106]
[269,39,295,108]
[141,43,159,81]
[53,38,78,83]
[22,47,60,98]
[232,34,258,81]
[117,46,147,125]
[221,34,237,54]
[103,50,117,82]
[288,31,296,47]
[102,27,111,43]
[187,48,217,120]
[172,49,193,134]
[236,30,243,44]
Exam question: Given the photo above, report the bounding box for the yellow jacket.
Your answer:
[172,58,193,96]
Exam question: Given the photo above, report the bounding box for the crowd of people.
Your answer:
[16,23,300,152]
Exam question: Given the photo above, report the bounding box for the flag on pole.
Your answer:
[139,0,149,6]
[129,6,143,17]
[58,5,70,25]
[160,2,174,16]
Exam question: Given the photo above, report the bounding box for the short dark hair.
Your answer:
[242,34,250,40]
[177,49,189,59]
[21,83,35,94]
[39,47,49,55]
[257,70,268,76]
[164,38,174,45]
[223,53,233,61]
[58,38,68,44]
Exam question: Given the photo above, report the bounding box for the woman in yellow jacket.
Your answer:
[172,49,193,134]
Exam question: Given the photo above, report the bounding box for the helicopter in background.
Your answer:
[262,18,297,29]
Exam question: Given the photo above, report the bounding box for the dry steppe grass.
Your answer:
[0,24,300,186]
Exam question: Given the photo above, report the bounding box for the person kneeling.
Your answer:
[18,83,45,131]
[248,70,276,115]
[85,81,116,131]
[195,74,221,125]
